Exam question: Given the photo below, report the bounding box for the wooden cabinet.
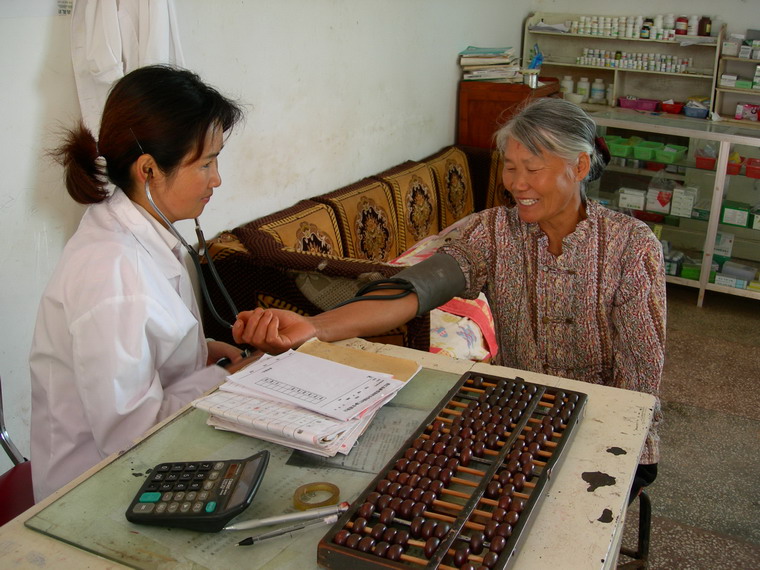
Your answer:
[456,80,559,149]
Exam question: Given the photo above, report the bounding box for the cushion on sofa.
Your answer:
[422,146,475,229]
[313,178,400,262]
[486,149,516,209]
[256,200,344,257]
[374,161,439,252]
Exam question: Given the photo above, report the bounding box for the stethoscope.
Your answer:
[144,176,239,331]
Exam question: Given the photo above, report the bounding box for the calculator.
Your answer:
[125,449,269,532]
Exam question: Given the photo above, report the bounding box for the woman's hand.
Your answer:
[232,308,317,354]
[206,340,246,366]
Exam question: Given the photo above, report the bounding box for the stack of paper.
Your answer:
[458,46,520,82]
[193,346,416,457]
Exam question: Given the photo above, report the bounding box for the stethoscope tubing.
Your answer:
[144,178,238,330]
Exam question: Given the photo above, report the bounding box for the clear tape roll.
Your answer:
[292,481,340,510]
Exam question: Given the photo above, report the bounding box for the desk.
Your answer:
[0,341,654,569]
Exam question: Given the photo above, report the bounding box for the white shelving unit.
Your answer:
[590,108,760,306]
[523,12,722,108]
[714,55,760,127]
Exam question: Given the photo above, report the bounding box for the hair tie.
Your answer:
[594,136,611,166]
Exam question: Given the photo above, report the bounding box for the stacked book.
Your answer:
[193,341,419,457]
[459,45,520,82]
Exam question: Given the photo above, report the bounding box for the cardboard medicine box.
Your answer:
[646,188,672,214]
[720,200,751,227]
[671,187,698,218]
[714,232,735,258]
[618,187,646,210]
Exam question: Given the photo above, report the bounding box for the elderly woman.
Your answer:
[234,97,665,499]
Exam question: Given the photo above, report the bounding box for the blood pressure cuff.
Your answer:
[394,253,467,316]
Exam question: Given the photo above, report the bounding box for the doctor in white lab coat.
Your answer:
[30,65,252,501]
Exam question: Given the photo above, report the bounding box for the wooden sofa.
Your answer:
[201,145,515,351]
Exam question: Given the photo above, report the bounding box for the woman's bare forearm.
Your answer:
[310,291,419,342]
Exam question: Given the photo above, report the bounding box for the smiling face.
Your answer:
[502,137,589,238]
[142,126,224,224]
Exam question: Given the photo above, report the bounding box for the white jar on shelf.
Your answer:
[590,78,606,102]
[560,75,575,94]
[576,77,590,103]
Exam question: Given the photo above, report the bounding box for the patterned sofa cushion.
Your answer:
[422,146,475,228]
[256,200,344,257]
[375,161,439,252]
[486,149,516,209]
[313,178,400,262]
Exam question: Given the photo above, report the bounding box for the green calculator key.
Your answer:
[139,491,162,503]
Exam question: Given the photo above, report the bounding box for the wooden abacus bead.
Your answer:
[472,441,487,457]
[387,482,402,497]
[378,507,396,525]
[376,493,393,510]
[386,543,404,561]
[424,536,441,558]
[468,530,485,554]
[369,522,386,540]
[459,446,473,466]
[357,501,375,519]
[504,510,519,526]
[382,526,398,543]
[411,501,428,518]
[511,497,526,513]
[512,472,527,491]
[430,420,446,432]
[461,563,478,570]
[352,517,369,534]
[373,541,390,558]
[376,478,392,494]
[435,521,452,540]
[453,546,471,567]
[482,550,500,568]
[496,494,511,511]
[344,533,363,549]
[398,498,415,518]
[394,528,410,546]
[333,528,351,545]
[489,534,508,554]
[485,480,501,499]
[357,535,375,553]
[420,519,438,539]
[409,515,425,538]
[389,497,404,512]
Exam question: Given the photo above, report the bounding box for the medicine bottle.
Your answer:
[675,15,688,35]
[687,15,699,36]
[590,78,606,102]
[698,16,711,37]
[560,75,575,94]
[576,77,590,103]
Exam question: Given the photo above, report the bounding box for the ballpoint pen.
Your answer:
[236,514,339,546]
[224,501,350,531]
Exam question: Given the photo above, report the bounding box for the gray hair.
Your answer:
[494,98,607,196]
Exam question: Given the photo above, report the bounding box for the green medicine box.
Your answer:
[720,200,751,228]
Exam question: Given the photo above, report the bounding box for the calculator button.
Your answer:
[189,481,202,491]
[203,481,215,491]
[194,472,206,480]
[205,501,218,513]
[198,491,209,501]
[166,473,179,482]
[145,483,160,491]
[179,473,193,482]
[213,462,225,470]
[174,483,187,491]
[155,502,167,514]
[199,462,212,471]
[186,492,197,501]
[185,464,198,471]
[132,502,156,514]
[167,502,179,513]
[180,502,192,513]
[173,492,185,501]
[192,502,204,513]
[159,483,173,491]
[138,492,162,503]
[208,471,220,481]
[151,473,165,481]
[171,464,184,472]
[162,492,173,501]
[156,464,172,472]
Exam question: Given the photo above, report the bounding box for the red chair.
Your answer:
[0,376,35,525]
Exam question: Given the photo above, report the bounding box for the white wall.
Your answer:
[1,0,757,478]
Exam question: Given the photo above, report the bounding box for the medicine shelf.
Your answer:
[528,29,718,48]
[524,12,722,107]
[591,107,760,306]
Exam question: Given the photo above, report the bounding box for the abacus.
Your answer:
[317,371,587,569]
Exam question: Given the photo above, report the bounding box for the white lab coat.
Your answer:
[71,0,185,133]
[30,189,226,501]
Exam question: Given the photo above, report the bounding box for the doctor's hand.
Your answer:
[232,308,317,354]
[206,340,247,367]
